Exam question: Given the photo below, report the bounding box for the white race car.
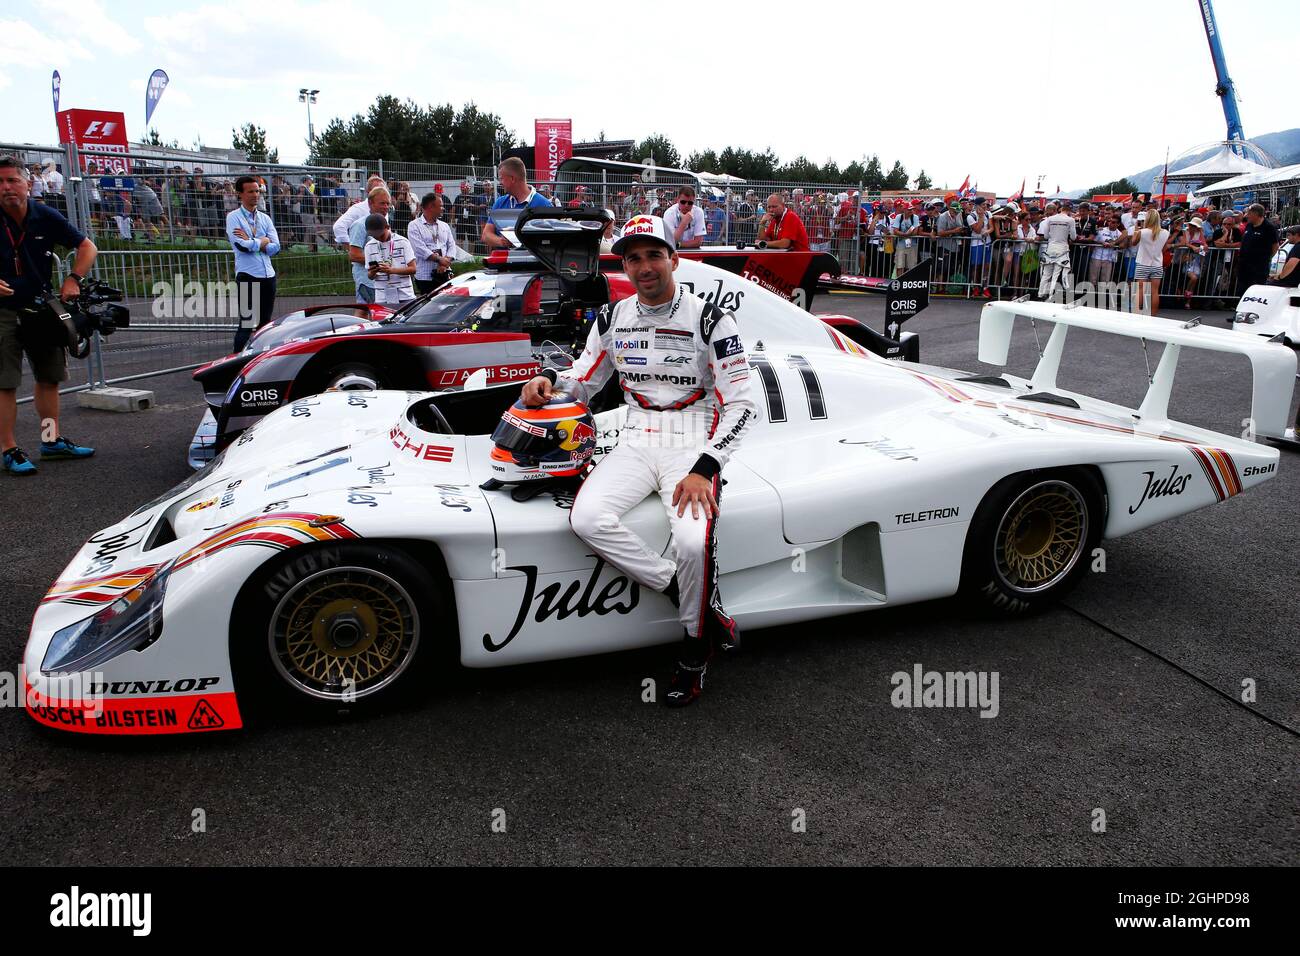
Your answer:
[23,234,1296,734]
[1230,281,1300,346]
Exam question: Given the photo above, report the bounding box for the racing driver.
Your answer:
[521,215,756,707]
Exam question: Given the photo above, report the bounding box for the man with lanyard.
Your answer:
[0,155,98,475]
[481,157,552,251]
[756,193,810,252]
[408,192,457,295]
[1036,201,1077,301]
[520,215,757,707]
[363,214,417,307]
[227,175,281,352]
[347,187,393,304]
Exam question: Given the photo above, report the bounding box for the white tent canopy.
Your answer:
[1163,146,1272,185]
[1196,162,1300,198]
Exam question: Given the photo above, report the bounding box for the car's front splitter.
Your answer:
[23,668,242,736]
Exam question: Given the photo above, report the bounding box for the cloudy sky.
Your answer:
[2,0,1295,192]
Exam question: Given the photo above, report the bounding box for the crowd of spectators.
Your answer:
[29,156,1298,307]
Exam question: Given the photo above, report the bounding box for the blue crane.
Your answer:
[1197,0,1246,155]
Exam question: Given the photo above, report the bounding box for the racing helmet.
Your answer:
[489,395,596,483]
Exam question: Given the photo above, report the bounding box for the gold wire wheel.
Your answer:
[269,566,420,701]
[994,481,1088,594]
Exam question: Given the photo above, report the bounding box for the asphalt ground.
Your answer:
[1,294,1296,866]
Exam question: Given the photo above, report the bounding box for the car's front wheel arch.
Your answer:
[959,466,1106,615]
[229,539,456,720]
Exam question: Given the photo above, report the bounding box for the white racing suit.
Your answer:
[546,287,757,646]
[1037,213,1078,300]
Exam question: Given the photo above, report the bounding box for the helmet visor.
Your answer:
[491,411,558,457]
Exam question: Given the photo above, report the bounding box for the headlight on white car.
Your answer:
[41,563,174,673]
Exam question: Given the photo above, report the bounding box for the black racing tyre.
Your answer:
[959,469,1104,615]
[321,361,387,391]
[232,542,442,718]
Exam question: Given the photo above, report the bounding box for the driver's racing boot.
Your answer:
[664,636,712,708]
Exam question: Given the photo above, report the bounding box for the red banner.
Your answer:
[56,108,131,175]
[534,118,572,185]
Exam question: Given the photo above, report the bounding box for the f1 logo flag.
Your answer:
[534,118,572,187]
[145,69,169,126]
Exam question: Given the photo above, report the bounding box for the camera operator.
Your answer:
[0,156,98,475]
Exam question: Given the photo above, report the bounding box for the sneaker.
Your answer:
[3,446,37,476]
[40,436,95,460]
[664,654,711,708]
[982,287,993,298]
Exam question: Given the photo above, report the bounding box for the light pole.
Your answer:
[298,88,319,150]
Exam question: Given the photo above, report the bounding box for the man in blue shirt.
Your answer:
[1,155,99,475]
[227,175,281,352]
[481,157,552,251]
[704,195,726,244]
[348,187,393,305]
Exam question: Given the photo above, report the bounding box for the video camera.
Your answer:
[18,278,130,359]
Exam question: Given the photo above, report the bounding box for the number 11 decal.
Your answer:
[748,354,825,422]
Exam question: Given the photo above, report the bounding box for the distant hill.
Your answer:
[1073,127,1300,197]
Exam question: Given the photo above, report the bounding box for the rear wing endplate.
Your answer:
[979,300,1298,439]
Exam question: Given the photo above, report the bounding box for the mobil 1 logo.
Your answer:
[886,258,932,338]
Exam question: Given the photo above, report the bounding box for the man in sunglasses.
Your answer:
[662,185,706,249]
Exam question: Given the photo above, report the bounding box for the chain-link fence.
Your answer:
[8,140,1275,401]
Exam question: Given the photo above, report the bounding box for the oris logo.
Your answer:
[240,388,279,403]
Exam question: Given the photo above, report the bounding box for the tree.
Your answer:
[685,149,721,172]
[310,95,513,165]
[632,134,681,171]
[862,155,884,191]
[144,127,179,149]
[914,169,932,190]
[776,155,822,182]
[1081,177,1139,198]
[883,160,909,190]
[232,123,278,163]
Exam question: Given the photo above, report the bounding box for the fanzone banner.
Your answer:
[57,109,131,175]
[534,118,572,185]
[145,69,169,126]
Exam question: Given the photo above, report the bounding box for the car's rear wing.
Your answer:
[978,300,1298,440]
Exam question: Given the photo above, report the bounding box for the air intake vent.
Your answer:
[840,524,885,597]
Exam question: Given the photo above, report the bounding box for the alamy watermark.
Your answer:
[151,275,263,327]
[890,663,1000,718]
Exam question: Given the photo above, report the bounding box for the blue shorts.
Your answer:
[970,244,989,265]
